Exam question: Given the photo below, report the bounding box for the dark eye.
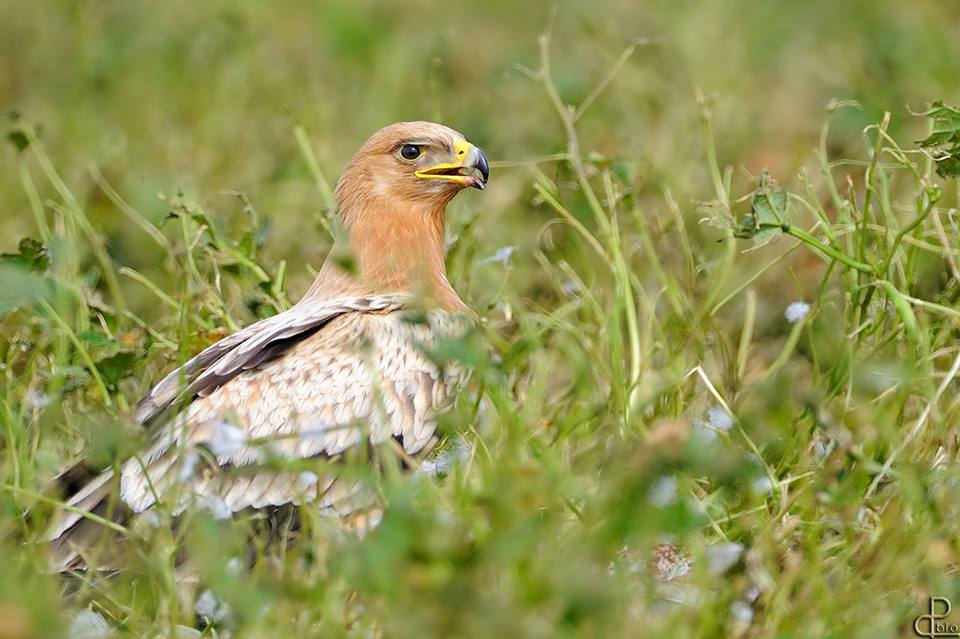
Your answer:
[400,144,422,160]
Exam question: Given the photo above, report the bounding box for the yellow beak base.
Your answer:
[415,139,489,190]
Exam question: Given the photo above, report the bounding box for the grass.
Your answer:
[2,2,960,637]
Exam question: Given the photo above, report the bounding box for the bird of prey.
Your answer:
[46,121,490,570]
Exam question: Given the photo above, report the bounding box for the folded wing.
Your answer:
[48,294,465,569]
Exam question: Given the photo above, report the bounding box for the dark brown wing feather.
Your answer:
[134,294,408,424]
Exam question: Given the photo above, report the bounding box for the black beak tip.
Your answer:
[476,148,490,186]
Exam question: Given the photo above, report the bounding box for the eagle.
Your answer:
[46,121,490,570]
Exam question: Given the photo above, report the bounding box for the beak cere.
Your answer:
[415,140,490,190]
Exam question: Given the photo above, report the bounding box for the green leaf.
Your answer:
[6,129,29,151]
[880,280,923,348]
[78,329,113,348]
[917,101,960,179]
[735,170,791,247]
[96,351,137,390]
[6,113,32,151]
[933,154,960,178]
[0,238,50,272]
[918,101,960,141]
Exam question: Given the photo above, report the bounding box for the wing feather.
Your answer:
[48,295,467,566]
[135,294,409,424]
[119,308,466,515]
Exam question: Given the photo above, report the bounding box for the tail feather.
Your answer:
[44,469,116,542]
[45,468,127,572]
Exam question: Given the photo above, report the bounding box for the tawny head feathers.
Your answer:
[309,121,488,311]
[334,121,488,225]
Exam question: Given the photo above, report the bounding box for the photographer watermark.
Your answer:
[915,597,960,638]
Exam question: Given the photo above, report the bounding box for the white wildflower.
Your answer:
[707,406,733,431]
[225,557,244,575]
[497,300,513,322]
[730,600,754,625]
[178,450,200,482]
[138,510,162,529]
[687,496,707,515]
[560,280,581,296]
[692,419,718,444]
[785,301,811,323]
[705,542,744,575]
[207,421,247,458]
[416,438,471,477]
[195,589,231,623]
[68,610,113,639]
[477,245,514,266]
[23,390,51,410]
[198,494,232,520]
[752,476,774,494]
[648,475,678,507]
[297,471,319,489]
[813,434,833,460]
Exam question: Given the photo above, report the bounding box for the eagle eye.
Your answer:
[399,144,423,161]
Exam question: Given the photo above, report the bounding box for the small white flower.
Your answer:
[178,450,200,482]
[207,421,247,458]
[687,496,707,515]
[707,406,733,431]
[297,471,319,489]
[705,542,744,575]
[648,475,678,507]
[496,300,513,322]
[813,436,833,460]
[752,476,774,494]
[416,458,440,476]
[560,280,581,296]
[195,589,231,623]
[23,390,51,410]
[225,557,244,575]
[416,438,471,477]
[138,510,162,529]
[198,495,232,520]
[477,246,514,266]
[730,600,754,625]
[68,610,113,639]
[692,419,719,444]
[785,301,811,323]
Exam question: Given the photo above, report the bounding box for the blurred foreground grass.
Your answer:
[2,2,960,637]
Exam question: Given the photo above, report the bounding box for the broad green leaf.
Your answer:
[736,170,791,247]
[918,101,960,178]
[95,351,138,390]
[0,238,50,272]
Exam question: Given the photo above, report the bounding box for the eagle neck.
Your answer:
[306,191,466,312]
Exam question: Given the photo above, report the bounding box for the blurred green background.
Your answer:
[3,2,960,637]
[3,0,959,300]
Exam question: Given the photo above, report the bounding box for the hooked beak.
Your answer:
[415,139,490,190]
